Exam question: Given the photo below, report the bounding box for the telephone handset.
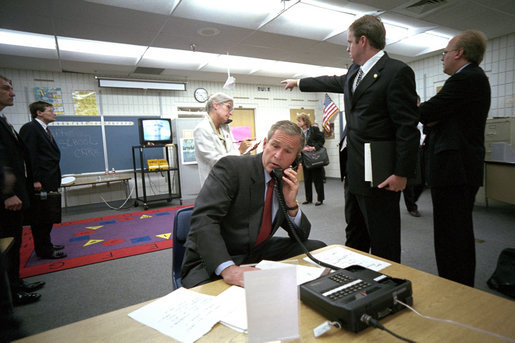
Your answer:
[271,155,339,271]
[272,156,301,181]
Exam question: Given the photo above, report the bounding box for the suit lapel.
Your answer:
[347,65,360,96]
[352,54,388,107]
[248,154,266,246]
[35,120,60,152]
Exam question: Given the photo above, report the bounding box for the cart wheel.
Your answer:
[134,201,139,207]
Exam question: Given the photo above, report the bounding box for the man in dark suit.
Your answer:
[0,75,44,305]
[181,120,326,288]
[19,101,66,259]
[420,30,491,287]
[282,15,419,263]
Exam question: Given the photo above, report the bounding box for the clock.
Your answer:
[194,87,209,103]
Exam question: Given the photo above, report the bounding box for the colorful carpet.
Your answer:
[19,204,192,278]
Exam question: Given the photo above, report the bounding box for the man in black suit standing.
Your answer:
[282,15,419,263]
[0,75,44,305]
[420,30,490,287]
[20,101,66,259]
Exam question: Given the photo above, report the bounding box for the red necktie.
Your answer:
[255,178,275,247]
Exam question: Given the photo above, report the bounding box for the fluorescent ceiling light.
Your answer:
[0,29,56,49]
[204,55,269,74]
[405,31,451,54]
[142,48,213,69]
[57,37,146,58]
[267,2,355,40]
[383,21,410,44]
[97,78,186,91]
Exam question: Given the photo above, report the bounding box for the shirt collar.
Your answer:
[264,168,272,184]
[361,50,385,76]
[455,63,471,74]
[35,117,47,129]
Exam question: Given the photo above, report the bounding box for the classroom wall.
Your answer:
[1,32,512,207]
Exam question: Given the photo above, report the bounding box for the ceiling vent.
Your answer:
[133,67,165,75]
[395,0,451,18]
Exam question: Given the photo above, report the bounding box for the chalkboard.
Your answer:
[51,116,165,174]
[52,116,105,174]
[104,116,163,171]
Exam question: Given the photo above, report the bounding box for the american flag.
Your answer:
[322,93,339,132]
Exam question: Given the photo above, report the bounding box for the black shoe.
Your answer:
[39,251,67,259]
[302,201,312,205]
[315,201,323,206]
[19,280,45,292]
[53,244,65,251]
[13,291,41,306]
[409,210,421,217]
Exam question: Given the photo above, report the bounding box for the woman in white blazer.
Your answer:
[193,92,254,186]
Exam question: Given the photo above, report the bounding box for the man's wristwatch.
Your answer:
[286,200,299,211]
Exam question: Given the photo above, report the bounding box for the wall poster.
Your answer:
[34,87,64,114]
[73,90,99,115]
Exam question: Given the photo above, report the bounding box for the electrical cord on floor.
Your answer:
[360,314,416,343]
[394,299,515,342]
[99,184,135,210]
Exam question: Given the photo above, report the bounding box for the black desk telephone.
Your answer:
[271,157,413,334]
[299,265,413,333]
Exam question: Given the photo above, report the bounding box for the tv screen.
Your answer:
[138,118,173,146]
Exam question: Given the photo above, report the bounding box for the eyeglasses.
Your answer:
[441,49,459,57]
[223,103,234,111]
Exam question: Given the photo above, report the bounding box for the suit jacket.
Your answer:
[0,116,32,211]
[300,53,420,195]
[305,125,325,150]
[181,153,312,287]
[19,119,61,191]
[420,63,490,188]
[193,116,240,186]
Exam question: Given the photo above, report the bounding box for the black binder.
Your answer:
[364,141,420,187]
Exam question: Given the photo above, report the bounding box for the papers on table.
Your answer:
[217,261,325,334]
[304,246,391,271]
[128,247,389,342]
[128,287,221,343]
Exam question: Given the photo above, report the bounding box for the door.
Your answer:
[232,108,256,154]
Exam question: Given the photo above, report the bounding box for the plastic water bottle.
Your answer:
[111,168,116,178]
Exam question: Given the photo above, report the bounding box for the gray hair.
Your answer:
[205,92,233,113]
[267,120,305,154]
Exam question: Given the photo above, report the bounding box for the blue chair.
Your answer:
[172,206,194,289]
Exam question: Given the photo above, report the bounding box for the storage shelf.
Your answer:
[132,145,182,210]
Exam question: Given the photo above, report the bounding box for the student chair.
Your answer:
[172,206,194,289]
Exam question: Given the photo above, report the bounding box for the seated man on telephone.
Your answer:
[181,120,326,288]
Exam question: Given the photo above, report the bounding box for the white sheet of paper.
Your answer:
[245,266,299,343]
[128,287,221,343]
[255,260,325,285]
[304,246,391,271]
[364,142,372,182]
[217,285,248,333]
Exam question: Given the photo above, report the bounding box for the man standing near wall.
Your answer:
[282,15,419,263]
[420,30,491,287]
[20,101,66,259]
[0,75,45,305]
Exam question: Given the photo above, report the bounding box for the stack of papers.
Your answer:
[128,246,389,342]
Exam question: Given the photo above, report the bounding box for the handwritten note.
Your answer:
[128,287,221,343]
